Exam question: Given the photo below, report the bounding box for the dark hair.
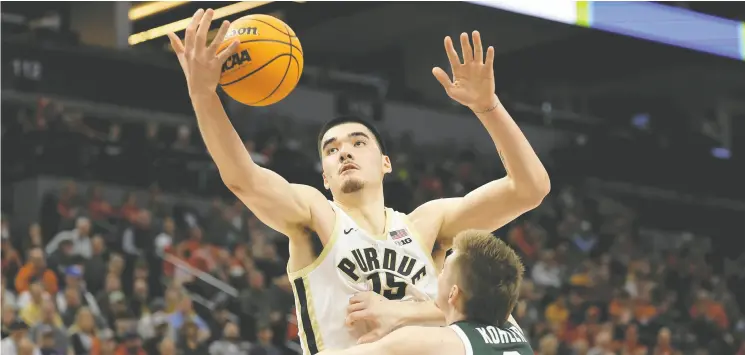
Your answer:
[452,230,525,326]
[317,116,386,155]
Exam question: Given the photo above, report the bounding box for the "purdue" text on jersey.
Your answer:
[337,247,426,300]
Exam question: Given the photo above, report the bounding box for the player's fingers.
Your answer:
[485,46,495,69]
[432,67,452,90]
[460,32,473,63]
[167,32,186,54]
[472,30,483,64]
[215,40,240,64]
[346,302,367,315]
[209,20,231,53]
[443,36,461,70]
[345,310,372,326]
[348,291,372,305]
[184,8,205,52]
[196,8,214,50]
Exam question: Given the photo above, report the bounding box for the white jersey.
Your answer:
[288,202,439,354]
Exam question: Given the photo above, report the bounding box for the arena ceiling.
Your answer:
[4,1,745,102]
[127,1,745,101]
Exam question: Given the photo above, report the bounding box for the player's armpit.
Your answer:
[411,177,544,244]
[229,169,326,237]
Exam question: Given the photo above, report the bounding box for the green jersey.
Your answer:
[449,320,533,355]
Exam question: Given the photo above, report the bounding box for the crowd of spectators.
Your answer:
[2,97,744,355]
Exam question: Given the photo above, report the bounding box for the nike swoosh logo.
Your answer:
[344,228,354,234]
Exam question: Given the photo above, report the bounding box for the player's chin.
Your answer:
[340,178,365,194]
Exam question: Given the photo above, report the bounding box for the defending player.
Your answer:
[168,8,549,353]
[319,230,533,355]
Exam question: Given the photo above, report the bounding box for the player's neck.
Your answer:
[334,187,387,234]
[445,309,468,325]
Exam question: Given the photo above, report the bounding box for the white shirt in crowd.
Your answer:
[0,337,42,355]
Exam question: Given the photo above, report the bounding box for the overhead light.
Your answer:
[128,1,274,45]
[129,1,190,21]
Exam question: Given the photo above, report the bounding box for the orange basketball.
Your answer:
[217,14,303,106]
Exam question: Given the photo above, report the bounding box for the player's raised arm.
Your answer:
[411,31,550,242]
[167,9,322,236]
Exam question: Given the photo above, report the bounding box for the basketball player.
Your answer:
[168,8,549,354]
[318,230,532,355]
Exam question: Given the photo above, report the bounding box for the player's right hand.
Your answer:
[167,8,240,97]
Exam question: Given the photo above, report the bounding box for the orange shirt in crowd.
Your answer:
[690,301,729,329]
[634,302,658,322]
[545,302,569,326]
[15,264,58,294]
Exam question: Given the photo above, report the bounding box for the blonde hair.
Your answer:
[451,230,525,326]
[68,307,96,335]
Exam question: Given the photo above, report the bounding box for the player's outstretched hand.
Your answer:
[345,292,400,344]
[167,8,240,97]
[432,31,498,113]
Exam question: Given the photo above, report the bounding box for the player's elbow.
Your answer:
[513,176,550,208]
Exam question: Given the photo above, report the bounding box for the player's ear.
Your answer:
[448,285,459,306]
[322,172,330,190]
[382,155,392,174]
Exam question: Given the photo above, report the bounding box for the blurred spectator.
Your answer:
[154,218,175,256]
[141,312,170,355]
[114,332,145,355]
[2,277,18,310]
[2,304,19,338]
[176,320,208,355]
[159,338,176,355]
[168,296,209,341]
[129,278,150,318]
[208,322,251,355]
[87,185,115,222]
[60,287,82,327]
[118,193,141,225]
[46,217,92,259]
[37,328,64,355]
[69,307,101,355]
[15,248,58,295]
[21,224,45,258]
[532,251,563,289]
[2,226,23,281]
[253,324,281,355]
[56,265,100,318]
[56,182,83,222]
[18,283,53,325]
[27,300,65,349]
[122,211,152,258]
[1,320,40,355]
[83,236,107,296]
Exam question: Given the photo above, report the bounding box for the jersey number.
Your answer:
[370,272,408,300]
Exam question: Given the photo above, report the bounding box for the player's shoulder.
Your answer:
[289,184,335,235]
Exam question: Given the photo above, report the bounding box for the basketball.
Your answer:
[217,14,303,106]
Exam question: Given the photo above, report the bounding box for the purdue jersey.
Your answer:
[449,320,533,355]
[288,202,439,354]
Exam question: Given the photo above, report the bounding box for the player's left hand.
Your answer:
[432,31,499,113]
[345,292,401,344]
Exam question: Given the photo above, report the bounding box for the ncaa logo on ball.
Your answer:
[222,50,252,73]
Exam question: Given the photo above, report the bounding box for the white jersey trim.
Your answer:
[449,324,474,355]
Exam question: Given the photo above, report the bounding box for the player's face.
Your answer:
[321,123,391,194]
[435,251,460,313]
